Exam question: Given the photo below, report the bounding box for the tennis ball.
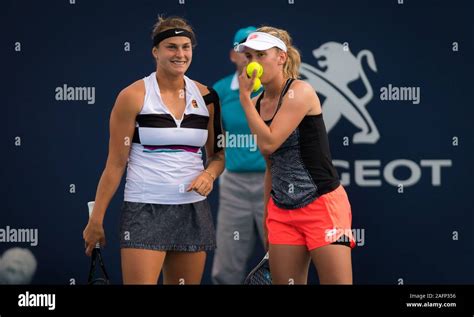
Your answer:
[253,77,262,92]
[246,62,263,78]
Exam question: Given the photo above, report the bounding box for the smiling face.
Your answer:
[152,36,192,76]
[243,47,287,84]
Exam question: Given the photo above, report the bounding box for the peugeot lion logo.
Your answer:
[300,42,379,144]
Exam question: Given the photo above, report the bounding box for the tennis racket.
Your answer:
[244,252,272,285]
[87,201,110,285]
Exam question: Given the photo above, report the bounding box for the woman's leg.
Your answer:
[269,244,311,285]
[121,248,166,284]
[310,244,352,284]
[162,251,207,285]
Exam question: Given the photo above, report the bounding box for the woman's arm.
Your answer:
[203,98,225,182]
[238,73,320,156]
[90,88,141,222]
[187,81,225,196]
[83,82,142,255]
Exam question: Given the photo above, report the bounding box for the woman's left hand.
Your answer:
[238,68,257,99]
[187,171,215,196]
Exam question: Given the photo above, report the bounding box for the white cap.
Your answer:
[235,32,287,53]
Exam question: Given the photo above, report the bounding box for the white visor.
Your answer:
[235,32,287,53]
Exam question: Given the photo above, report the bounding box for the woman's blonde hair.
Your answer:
[151,15,196,47]
[256,26,301,79]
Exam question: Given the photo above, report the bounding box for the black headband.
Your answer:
[153,28,196,47]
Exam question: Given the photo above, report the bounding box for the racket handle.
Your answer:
[87,201,101,249]
[87,201,95,217]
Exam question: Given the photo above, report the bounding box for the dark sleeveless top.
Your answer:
[256,79,340,209]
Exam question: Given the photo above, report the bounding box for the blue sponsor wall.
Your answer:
[2,0,473,284]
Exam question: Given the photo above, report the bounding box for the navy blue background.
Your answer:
[2,0,473,284]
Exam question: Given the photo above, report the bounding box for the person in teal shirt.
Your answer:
[211,26,266,284]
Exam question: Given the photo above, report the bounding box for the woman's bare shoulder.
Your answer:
[192,80,210,96]
[114,79,146,114]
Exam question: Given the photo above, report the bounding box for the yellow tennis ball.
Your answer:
[253,77,262,92]
[246,62,263,78]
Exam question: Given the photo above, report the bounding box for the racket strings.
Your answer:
[244,259,272,285]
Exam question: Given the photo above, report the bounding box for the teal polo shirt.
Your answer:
[213,73,266,173]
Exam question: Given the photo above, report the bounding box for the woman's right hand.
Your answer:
[83,219,106,257]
